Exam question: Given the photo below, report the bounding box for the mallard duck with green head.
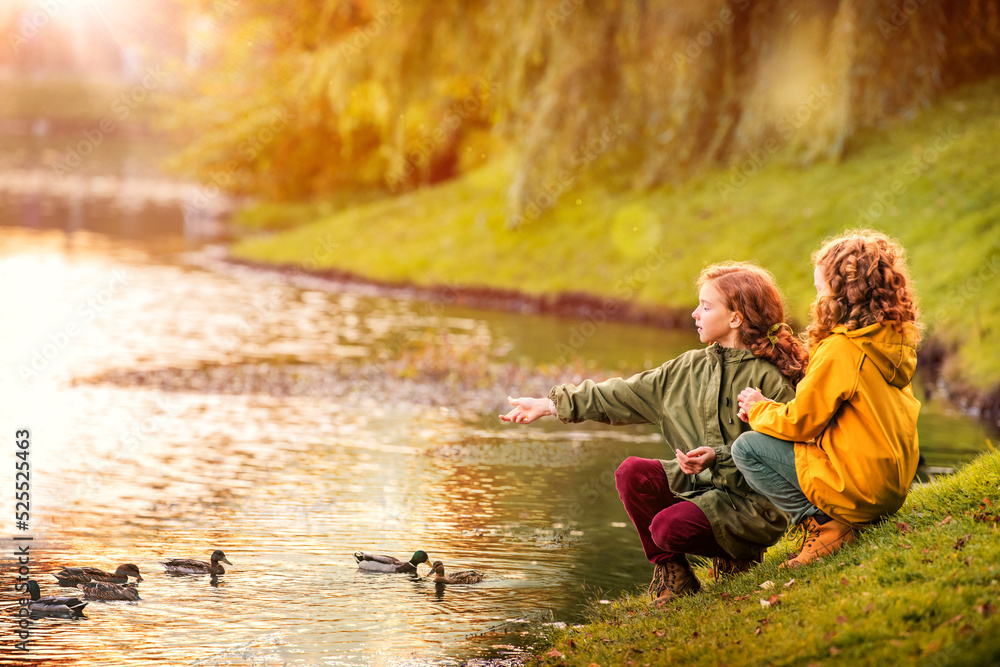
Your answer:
[77,581,141,601]
[354,550,430,573]
[426,560,484,584]
[162,549,232,575]
[25,580,87,616]
[53,563,143,586]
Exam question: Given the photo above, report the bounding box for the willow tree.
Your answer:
[166,0,1000,223]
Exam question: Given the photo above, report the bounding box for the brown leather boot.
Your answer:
[710,550,763,580]
[780,516,856,569]
[649,559,701,607]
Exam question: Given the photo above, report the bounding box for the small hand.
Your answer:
[499,396,551,424]
[737,387,767,418]
[675,446,717,475]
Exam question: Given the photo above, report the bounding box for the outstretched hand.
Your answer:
[499,396,553,424]
[737,387,767,422]
[675,446,716,475]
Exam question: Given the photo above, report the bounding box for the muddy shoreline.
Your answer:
[206,250,1000,431]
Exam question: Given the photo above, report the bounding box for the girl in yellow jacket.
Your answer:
[733,230,922,568]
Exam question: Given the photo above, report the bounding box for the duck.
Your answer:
[425,560,484,584]
[354,550,430,573]
[25,579,87,616]
[77,581,141,601]
[161,549,232,575]
[53,563,143,586]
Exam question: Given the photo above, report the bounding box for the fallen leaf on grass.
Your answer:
[959,624,976,635]
[824,631,836,642]
[937,515,953,527]
[760,598,772,609]
[652,630,666,637]
[864,603,875,614]
[926,641,940,652]
[836,615,849,624]
[944,614,964,625]
[889,639,905,648]
[895,521,911,534]
[974,602,996,618]
[840,577,850,586]
[759,580,775,590]
[783,579,795,588]
[544,649,564,658]
[734,594,752,601]
[964,556,974,566]
[954,534,972,550]
[829,646,841,655]
[754,627,762,636]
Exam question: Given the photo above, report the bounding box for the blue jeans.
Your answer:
[731,431,824,525]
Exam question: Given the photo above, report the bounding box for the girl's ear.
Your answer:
[730,311,743,330]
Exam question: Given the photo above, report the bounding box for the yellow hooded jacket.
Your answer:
[748,323,921,525]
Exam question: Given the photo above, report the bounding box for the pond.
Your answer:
[0,190,994,666]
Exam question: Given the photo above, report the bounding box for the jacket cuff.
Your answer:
[547,386,569,423]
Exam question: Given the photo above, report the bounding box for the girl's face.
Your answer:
[692,279,742,348]
[814,263,831,297]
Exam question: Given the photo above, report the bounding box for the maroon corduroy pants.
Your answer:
[615,456,729,564]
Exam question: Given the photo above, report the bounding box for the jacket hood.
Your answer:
[832,323,918,388]
[706,343,757,364]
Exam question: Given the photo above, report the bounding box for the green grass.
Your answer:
[529,449,1000,667]
[231,76,1000,390]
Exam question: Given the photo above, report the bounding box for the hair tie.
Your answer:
[766,322,790,350]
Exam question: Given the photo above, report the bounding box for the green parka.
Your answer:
[549,343,796,560]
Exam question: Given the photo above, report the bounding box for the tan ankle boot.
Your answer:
[781,517,855,569]
[711,550,763,580]
[649,559,701,606]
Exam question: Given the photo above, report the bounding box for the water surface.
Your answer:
[0,198,994,666]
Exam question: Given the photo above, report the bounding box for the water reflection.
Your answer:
[1,224,995,666]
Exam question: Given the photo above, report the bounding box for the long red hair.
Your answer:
[807,230,921,350]
[698,262,808,386]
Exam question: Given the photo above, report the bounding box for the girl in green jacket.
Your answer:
[501,262,807,605]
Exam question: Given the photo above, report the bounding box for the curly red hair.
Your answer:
[807,230,922,351]
[699,261,808,386]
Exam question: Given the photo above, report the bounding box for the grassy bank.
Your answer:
[525,448,1000,667]
[231,77,1000,390]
